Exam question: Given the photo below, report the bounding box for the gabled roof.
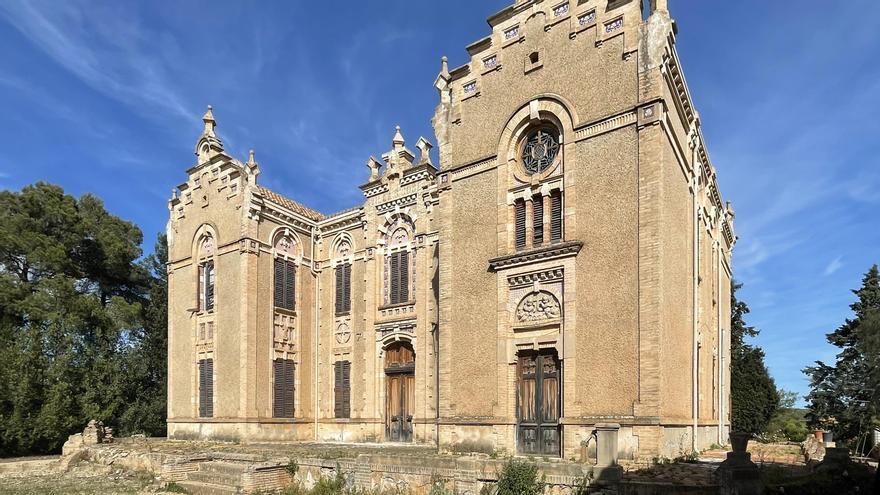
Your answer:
[257,186,325,221]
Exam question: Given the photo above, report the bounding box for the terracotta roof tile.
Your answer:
[257,186,324,221]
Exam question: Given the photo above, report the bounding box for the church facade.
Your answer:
[166,0,736,459]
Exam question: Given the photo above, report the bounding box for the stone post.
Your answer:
[716,432,763,495]
[593,423,622,483]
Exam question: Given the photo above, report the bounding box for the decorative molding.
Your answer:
[488,241,583,271]
[573,110,637,142]
[362,183,389,198]
[376,194,417,214]
[508,267,564,288]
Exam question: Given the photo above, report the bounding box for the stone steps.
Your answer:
[176,480,241,495]
[176,461,247,494]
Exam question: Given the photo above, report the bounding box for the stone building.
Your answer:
[166,0,736,459]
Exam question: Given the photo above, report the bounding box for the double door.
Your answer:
[385,342,415,442]
[517,351,561,456]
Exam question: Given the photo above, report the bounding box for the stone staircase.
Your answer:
[177,461,248,495]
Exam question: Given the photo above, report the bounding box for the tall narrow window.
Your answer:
[198,358,214,418]
[335,263,352,314]
[334,360,351,418]
[515,199,526,250]
[199,261,215,312]
[273,358,295,418]
[533,195,544,246]
[274,258,296,310]
[550,190,563,242]
[389,251,409,305]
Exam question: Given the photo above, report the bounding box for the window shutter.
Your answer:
[205,261,215,311]
[515,200,526,250]
[533,196,544,246]
[283,359,295,417]
[399,251,409,303]
[273,359,283,418]
[204,358,214,417]
[342,361,351,418]
[274,259,284,308]
[334,362,344,418]
[335,266,344,314]
[285,263,296,311]
[198,360,207,417]
[343,264,351,313]
[550,191,563,242]
[390,254,400,304]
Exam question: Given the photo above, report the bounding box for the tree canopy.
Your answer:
[804,265,880,451]
[0,182,167,456]
[730,282,780,434]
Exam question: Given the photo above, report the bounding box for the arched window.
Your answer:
[273,234,297,311]
[197,235,215,312]
[387,228,411,305]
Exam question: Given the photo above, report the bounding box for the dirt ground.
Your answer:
[0,460,158,495]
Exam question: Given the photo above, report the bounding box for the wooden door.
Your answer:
[385,342,415,442]
[517,351,561,456]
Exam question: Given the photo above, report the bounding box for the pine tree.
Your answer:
[805,265,880,450]
[0,183,152,456]
[730,282,780,434]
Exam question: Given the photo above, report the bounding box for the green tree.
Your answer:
[118,234,168,437]
[730,282,779,434]
[0,182,155,456]
[805,265,880,451]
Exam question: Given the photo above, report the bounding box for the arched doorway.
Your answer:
[517,350,561,456]
[384,341,415,442]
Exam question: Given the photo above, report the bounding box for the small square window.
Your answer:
[578,10,596,26]
[553,3,569,17]
[483,55,498,69]
[504,25,520,40]
[605,17,623,33]
[463,81,477,94]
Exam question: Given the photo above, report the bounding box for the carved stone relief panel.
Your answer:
[516,291,561,322]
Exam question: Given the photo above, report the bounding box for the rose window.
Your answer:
[521,128,560,175]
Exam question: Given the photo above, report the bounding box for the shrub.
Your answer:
[494,459,545,495]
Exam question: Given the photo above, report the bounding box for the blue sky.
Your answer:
[0,1,878,404]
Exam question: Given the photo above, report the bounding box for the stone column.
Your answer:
[525,198,534,249]
[594,423,623,483]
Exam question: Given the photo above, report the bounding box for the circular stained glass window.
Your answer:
[521,128,560,175]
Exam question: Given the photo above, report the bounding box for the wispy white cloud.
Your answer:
[823,256,843,276]
[0,1,192,123]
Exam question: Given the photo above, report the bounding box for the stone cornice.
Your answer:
[488,241,583,271]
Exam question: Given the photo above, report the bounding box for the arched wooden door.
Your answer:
[517,350,561,456]
[385,341,415,442]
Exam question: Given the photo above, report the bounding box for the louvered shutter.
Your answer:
[334,362,344,418]
[343,264,351,313]
[204,261,215,311]
[533,196,544,246]
[198,360,207,417]
[274,259,284,308]
[335,266,344,314]
[515,200,526,250]
[283,359,295,417]
[285,263,296,310]
[204,358,214,417]
[399,251,409,303]
[550,191,563,242]
[390,254,400,304]
[342,361,351,418]
[273,359,283,418]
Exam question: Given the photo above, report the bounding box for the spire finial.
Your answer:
[392,125,405,148]
[416,137,433,166]
[202,105,216,136]
[247,149,256,166]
